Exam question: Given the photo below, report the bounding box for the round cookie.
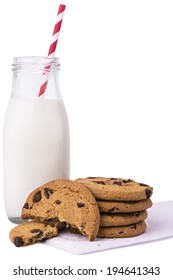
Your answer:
[9,219,65,247]
[98,221,147,238]
[76,177,153,201]
[98,199,152,213]
[100,210,147,227]
[21,179,100,241]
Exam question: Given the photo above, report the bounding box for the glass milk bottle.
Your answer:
[3,56,70,223]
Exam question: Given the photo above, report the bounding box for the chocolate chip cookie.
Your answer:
[9,219,65,247]
[100,210,147,227]
[98,199,152,213]
[76,177,153,201]
[98,221,147,238]
[21,179,100,241]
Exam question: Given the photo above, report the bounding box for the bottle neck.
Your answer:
[11,56,61,99]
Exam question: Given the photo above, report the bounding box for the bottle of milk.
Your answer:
[3,56,70,223]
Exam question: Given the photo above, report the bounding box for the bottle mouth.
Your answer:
[12,56,60,71]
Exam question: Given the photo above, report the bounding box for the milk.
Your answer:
[3,97,70,222]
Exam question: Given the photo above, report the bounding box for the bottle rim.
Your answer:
[13,56,59,64]
[12,56,60,72]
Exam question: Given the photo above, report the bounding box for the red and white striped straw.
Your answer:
[38,4,66,97]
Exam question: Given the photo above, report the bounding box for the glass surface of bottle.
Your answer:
[3,56,70,223]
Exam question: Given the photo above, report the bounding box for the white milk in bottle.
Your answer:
[3,57,70,223]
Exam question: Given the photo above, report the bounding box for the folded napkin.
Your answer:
[45,200,173,255]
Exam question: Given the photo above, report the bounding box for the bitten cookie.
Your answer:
[100,210,148,227]
[22,179,100,241]
[76,177,153,201]
[98,199,152,213]
[98,221,147,238]
[9,219,65,247]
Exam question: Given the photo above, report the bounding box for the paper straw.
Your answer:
[38,4,66,97]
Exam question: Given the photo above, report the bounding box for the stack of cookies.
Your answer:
[76,177,153,238]
[9,177,153,247]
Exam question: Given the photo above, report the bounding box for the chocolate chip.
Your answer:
[23,202,29,209]
[122,179,133,183]
[55,200,61,204]
[44,221,55,228]
[41,233,50,242]
[31,229,43,238]
[133,212,140,217]
[146,189,152,198]
[33,191,42,202]
[110,178,118,180]
[113,181,122,186]
[108,207,119,212]
[119,231,124,234]
[140,183,149,187]
[41,238,47,242]
[130,224,137,229]
[50,223,55,228]
[44,188,54,199]
[14,237,23,247]
[77,202,85,208]
[95,181,105,185]
[31,229,41,233]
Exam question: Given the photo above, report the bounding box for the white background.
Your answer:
[0,0,173,279]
